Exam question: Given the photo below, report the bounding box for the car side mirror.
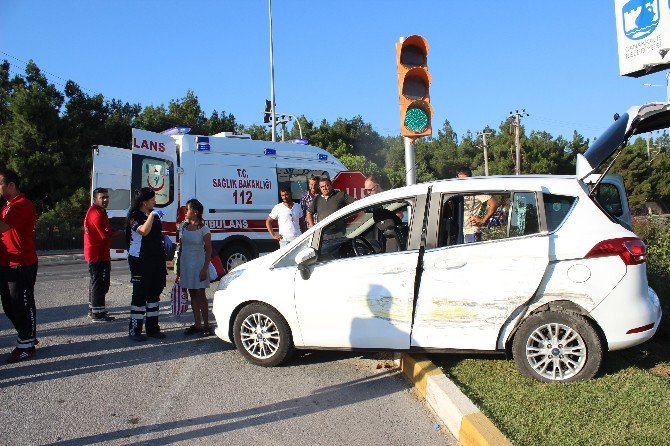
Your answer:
[295,247,317,280]
[295,247,317,266]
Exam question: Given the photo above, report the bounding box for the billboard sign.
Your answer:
[615,0,670,77]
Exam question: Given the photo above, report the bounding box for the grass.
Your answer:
[434,335,670,446]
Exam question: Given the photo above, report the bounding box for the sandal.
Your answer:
[184,325,203,336]
[202,326,213,337]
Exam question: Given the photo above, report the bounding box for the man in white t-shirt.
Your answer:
[266,188,303,248]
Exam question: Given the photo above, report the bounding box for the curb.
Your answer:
[38,253,86,266]
[400,353,512,446]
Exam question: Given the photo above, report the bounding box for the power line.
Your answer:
[0,50,100,96]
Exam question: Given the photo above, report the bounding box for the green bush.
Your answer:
[633,216,670,314]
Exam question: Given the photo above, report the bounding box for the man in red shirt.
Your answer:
[0,168,39,363]
[84,187,117,322]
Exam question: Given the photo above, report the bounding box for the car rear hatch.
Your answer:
[576,102,670,227]
[577,102,670,179]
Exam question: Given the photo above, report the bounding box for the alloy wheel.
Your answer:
[525,322,587,381]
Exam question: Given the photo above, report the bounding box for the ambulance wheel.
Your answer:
[220,244,253,272]
[233,303,294,367]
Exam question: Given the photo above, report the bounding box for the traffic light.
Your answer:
[263,100,272,123]
[396,35,433,140]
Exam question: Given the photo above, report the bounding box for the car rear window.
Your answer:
[543,194,577,232]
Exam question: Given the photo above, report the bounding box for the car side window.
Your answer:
[436,192,540,247]
[543,194,577,232]
[317,199,413,262]
[509,192,540,237]
[437,193,507,246]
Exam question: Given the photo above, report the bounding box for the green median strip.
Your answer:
[434,337,670,446]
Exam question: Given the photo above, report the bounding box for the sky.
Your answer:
[2,1,669,144]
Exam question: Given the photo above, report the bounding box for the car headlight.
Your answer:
[217,269,245,291]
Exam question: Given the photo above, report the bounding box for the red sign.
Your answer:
[332,170,367,200]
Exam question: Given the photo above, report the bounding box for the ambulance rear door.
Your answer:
[130,129,179,237]
[91,145,131,259]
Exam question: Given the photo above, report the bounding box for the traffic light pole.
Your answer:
[404,137,416,185]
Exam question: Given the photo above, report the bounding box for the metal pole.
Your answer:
[268,0,276,142]
[666,71,670,102]
[514,113,521,175]
[404,136,416,185]
[647,135,652,165]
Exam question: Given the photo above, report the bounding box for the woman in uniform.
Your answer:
[126,187,168,341]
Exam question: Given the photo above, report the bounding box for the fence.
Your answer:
[35,228,83,252]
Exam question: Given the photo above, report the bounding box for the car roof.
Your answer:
[348,175,584,204]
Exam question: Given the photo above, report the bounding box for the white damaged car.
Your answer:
[213,103,665,382]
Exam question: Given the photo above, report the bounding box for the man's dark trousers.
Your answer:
[88,261,111,317]
[0,263,38,348]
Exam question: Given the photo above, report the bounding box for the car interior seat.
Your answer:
[373,208,406,252]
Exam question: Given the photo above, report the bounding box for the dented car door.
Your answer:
[411,188,550,350]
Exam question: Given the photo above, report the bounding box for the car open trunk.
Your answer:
[577,102,670,179]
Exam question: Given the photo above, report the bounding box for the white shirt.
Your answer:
[269,202,303,241]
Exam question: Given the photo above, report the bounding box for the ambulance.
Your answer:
[90,127,347,270]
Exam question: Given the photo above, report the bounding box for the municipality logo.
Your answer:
[622,0,661,40]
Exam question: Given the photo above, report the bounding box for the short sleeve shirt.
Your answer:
[307,190,355,222]
[300,191,317,225]
[0,194,38,266]
[127,210,165,261]
[463,194,492,235]
[269,202,303,242]
[84,205,112,262]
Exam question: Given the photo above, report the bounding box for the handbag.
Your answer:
[170,278,188,315]
[208,256,226,282]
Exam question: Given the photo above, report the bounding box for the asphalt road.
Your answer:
[0,261,454,445]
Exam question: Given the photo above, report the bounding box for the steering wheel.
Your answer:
[351,236,376,256]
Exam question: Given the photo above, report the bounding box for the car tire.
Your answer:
[220,244,253,272]
[233,303,294,367]
[512,310,603,383]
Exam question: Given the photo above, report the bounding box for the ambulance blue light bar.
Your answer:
[318,154,328,160]
[264,148,277,155]
[161,126,191,135]
[291,138,309,145]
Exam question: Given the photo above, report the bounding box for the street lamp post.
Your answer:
[268,0,277,142]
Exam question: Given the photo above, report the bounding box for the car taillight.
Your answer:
[585,237,646,265]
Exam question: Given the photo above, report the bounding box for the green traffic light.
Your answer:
[404,107,428,132]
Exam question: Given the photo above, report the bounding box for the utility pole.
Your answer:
[477,131,492,176]
[509,109,529,175]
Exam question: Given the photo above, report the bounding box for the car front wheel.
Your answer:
[233,303,294,367]
[512,310,603,383]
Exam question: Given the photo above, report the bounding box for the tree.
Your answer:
[0,60,64,201]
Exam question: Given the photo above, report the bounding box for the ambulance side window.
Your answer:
[131,155,175,208]
[277,168,329,201]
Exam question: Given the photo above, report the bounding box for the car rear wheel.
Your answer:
[233,303,294,367]
[512,310,603,383]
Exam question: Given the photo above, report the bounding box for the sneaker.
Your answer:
[128,334,147,342]
[146,331,166,339]
[91,314,116,322]
[202,326,213,337]
[7,347,36,363]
